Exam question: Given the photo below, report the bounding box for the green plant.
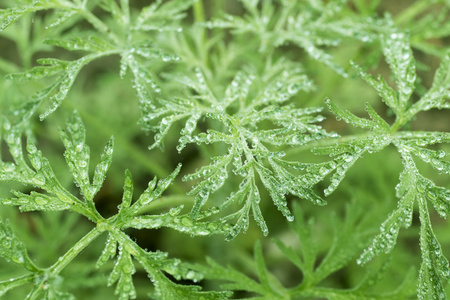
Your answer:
[1,0,450,299]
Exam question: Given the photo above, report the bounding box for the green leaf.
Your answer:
[1,191,70,212]
[92,136,114,197]
[119,170,134,213]
[128,208,229,237]
[45,36,114,52]
[358,168,414,265]
[417,197,450,300]
[191,257,268,296]
[253,240,284,297]
[135,0,196,31]
[151,270,231,300]
[146,64,330,237]
[60,111,113,202]
[255,162,293,221]
[5,59,69,82]
[192,201,411,299]
[107,247,137,300]
[351,62,399,114]
[60,111,91,198]
[40,55,100,120]
[324,98,388,132]
[411,146,450,176]
[0,219,38,272]
[0,6,39,31]
[381,30,416,110]
[131,164,182,213]
[96,234,117,269]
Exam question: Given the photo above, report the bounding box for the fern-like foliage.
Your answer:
[0,113,231,299]
[318,27,450,299]
[189,202,415,299]
[2,0,450,299]
[204,0,378,76]
[1,0,191,121]
[144,60,338,239]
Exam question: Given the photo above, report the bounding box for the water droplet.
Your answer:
[3,122,11,131]
[122,264,132,274]
[181,217,193,227]
[161,117,170,125]
[2,238,11,248]
[2,162,16,172]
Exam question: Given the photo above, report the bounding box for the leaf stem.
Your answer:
[136,195,194,214]
[0,274,39,296]
[49,226,103,276]
[285,132,374,156]
[193,0,205,23]
[193,0,207,55]
[395,0,431,25]
[77,9,121,45]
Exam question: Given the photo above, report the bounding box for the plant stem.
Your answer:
[193,0,205,23]
[0,274,39,294]
[285,132,374,156]
[395,0,430,25]
[193,0,206,52]
[137,195,195,214]
[78,9,121,45]
[49,226,103,276]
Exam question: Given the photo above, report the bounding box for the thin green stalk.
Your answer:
[285,132,375,156]
[49,226,103,276]
[137,195,195,214]
[193,0,205,23]
[193,0,206,54]
[78,9,121,45]
[52,184,101,222]
[0,274,39,295]
[395,0,431,25]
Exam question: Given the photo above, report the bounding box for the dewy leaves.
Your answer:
[189,202,414,299]
[60,111,114,203]
[144,61,334,238]
[352,136,450,299]
[0,219,39,272]
[312,99,392,196]
[418,197,450,300]
[0,113,231,299]
[203,0,376,76]
[1,0,193,122]
[320,17,450,298]
[2,0,450,299]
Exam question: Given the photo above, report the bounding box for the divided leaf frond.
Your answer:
[357,167,414,265]
[143,63,332,237]
[358,142,450,298]
[2,0,190,123]
[150,270,232,300]
[60,110,114,203]
[191,201,412,299]
[417,197,450,300]
[380,30,416,111]
[204,0,375,75]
